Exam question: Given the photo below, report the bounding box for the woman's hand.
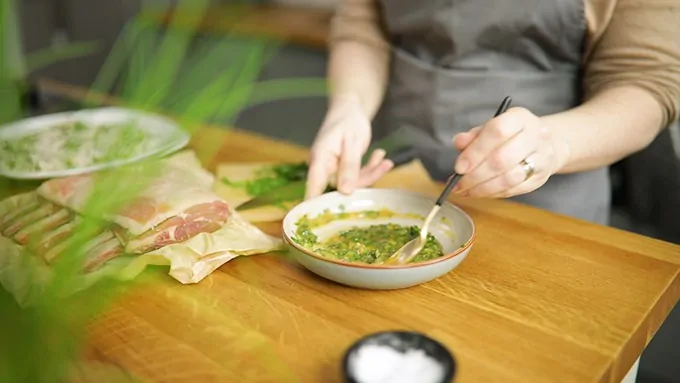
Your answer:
[451,107,571,198]
[305,98,394,199]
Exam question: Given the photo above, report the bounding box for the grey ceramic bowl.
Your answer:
[282,189,475,290]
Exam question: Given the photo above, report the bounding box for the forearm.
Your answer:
[545,86,665,174]
[557,0,680,174]
[326,41,390,119]
[325,0,390,120]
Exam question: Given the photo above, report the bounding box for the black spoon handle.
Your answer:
[434,96,513,206]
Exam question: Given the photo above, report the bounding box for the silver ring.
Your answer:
[520,158,535,181]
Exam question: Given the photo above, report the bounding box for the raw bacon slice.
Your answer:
[82,237,125,272]
[33,220,79,257]
[43,226,109,264]
[0,191,128,274]
[108,177,226,236]
[0,192,41,230]
[14,209,71,245]
[37,152,229,237]
[42,228,124,273]
[124,200,230,253]
[34,174,92,212]
[80,231,117,259]
[2,203,61,238]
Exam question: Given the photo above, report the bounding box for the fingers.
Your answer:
[338,148,394,194]
[454,126,538,193]
[306,107,376,199]
[358,158,394,186]
[357,149,393,186]
[453,126,481,151]
[449,107,560,199]
[454,107,534,174]
[305,155,332,200]
[464,152,542,198]
[305,148,394,199]
[365,148,386,168]
[337,138,364,194]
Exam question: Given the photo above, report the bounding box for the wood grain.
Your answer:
[79,125,680,383]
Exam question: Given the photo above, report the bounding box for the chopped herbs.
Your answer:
[291,209,444,264]
[296,223,444,264]
[222,162,309,198]
[292,219,318,247]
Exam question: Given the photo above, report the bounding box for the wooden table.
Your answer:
[60,123,676,383]
[4,79,677,382]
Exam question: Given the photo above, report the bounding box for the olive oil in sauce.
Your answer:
[292,210,445,264]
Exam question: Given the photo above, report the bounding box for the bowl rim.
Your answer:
[341,329,457,383]
[282,188,476,270]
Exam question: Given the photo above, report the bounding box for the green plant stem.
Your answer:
[25,41,101,73]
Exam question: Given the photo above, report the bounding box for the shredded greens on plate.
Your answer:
[0,120,160,173]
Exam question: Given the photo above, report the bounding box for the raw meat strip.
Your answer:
[125,200,230,253]
[82,238,125,272]
[0,193,41,230]
[0,190,128,275]
[35,174,92,211]
[2,203,61,238]
[115,196,169,232]
[14,209,71,245]
[37,156,228,236]
[43,226,109,263]
[33,220,78,257]
[80,231,117,257]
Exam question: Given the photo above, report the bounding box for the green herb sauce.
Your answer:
[292,209,445,264]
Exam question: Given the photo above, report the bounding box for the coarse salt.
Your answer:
[349,344,445,383]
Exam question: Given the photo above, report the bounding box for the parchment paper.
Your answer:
[0,151,284,306]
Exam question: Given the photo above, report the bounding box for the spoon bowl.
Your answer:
[381,204,441,265]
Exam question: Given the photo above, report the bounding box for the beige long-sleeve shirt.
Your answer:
[330,0,680,127]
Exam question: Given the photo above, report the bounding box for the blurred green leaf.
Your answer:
[86,19,143,108]
[0,0,338,381]
[0,0,26,80]
[25,41,101,73]
[129,0,211,108]
[240,77,329,108]
[0,80,24,125]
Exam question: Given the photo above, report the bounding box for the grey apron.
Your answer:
[374,0,611,225]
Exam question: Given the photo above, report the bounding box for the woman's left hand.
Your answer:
[451,107,570,198]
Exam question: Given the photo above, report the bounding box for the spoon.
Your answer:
[383,96,513,265]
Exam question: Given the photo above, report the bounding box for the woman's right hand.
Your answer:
[305,97,394,200]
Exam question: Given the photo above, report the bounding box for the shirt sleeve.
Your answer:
[328,0,390,52]
[583,0,680,127]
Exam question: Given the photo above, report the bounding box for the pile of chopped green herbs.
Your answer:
[221,162,308,197]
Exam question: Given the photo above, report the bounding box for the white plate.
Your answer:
[0,107,190,180]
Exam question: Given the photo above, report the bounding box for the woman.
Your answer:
[304,0,680,225]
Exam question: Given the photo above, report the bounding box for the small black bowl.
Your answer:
[342,330,456,383]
